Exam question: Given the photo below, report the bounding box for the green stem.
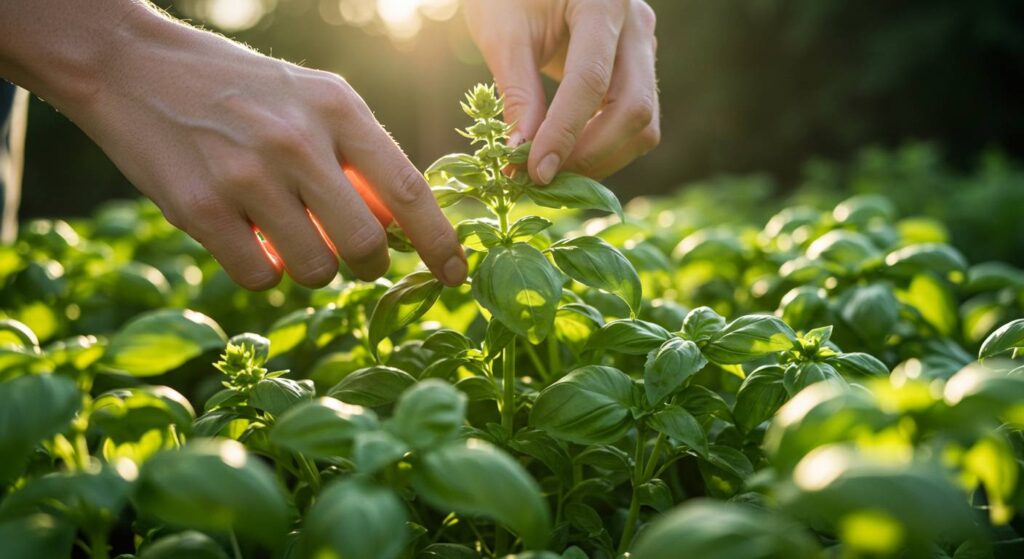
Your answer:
[229,530,243,559]
[501,342,517,433]
[89,531,109,559]
[547,335,561,377]
[522,342,549,381]
[642,433,666,481]
[297,455,322,493]
[619,430,648,555]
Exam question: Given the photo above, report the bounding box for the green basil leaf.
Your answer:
[555,304,603,357]
[422,329,474,357]
[979,318,1024,361]
[265,308,313,359]
[457,219,503,251]
[840,284,899,345]
[549,236,642,314]
[135,439,289,546]
[472,243,563,344]
[885,242,968,277]
[368,271,444,354]
[327,366,417,407]
[391,379,467,449]
[101,309,226,376]
[352,430,410,474]
[636,479,674,513]
[733,365,788,433]
[643,338,707,406]
[806,230,880,273]
[0,513,76,559]
[586,319,672,355]
[777,287,830,333]
[783,361,845,396]
[681,307,726,343]
[0,373,80,483]
[139,531,230,559]
[250,377,314,417]
[523,172,623,219]
[269,397,379,458]
[302,479,408,559]
[509,216,553,241]
[530,365,635,444]
[825,352,889,378]
[702,314,797,364]
[454,375,501,402]
[91,385,194,442]
[648,405,708,458]
[413,439,551,549]
[632,500,820,559]
[424,153,485,186]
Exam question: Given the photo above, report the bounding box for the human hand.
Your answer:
[464,0,660,183]
[12,5,465,291]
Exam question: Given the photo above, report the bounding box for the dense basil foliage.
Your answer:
[3,85,1024,559]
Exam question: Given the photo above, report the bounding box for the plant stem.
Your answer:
[547,335,561,377]
[296,454,321,493]
[642,432,666,481]
[619,430,648,555]
[229,530,243,559]
[501,342,517,432]
[89,531,109,559]
[522,342,548,381]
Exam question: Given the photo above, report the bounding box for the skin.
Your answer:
[465,0,661,183]
[0,0,659,291]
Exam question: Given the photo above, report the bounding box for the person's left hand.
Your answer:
[464,0,660,183]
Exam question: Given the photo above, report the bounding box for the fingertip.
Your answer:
[440,252,468,287]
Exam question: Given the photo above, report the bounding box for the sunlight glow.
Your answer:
[205,0,269,32]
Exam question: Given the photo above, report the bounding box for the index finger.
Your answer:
[336,109,466,287]
[528,5,627,185]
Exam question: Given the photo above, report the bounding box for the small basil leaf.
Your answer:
[302,479,408,559]
[643,338,707,406]
[648,405,708,458]
[586,319,672,355]
[269,397,379,458]
[368,271,444,355]
[681,307,726,343]
[733,365,788,433]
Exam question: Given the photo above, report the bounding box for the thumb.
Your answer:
[489,48,547,147]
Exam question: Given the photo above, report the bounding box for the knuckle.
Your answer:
[638,124,661,152]
[343,221,387,263]
[182,193,233,236]
[263,119,313,158]
[388,164,430,206]
[314,74,360,118]
[214,154,264,192]
[236,267,281,291]
[624,98,656,132]
[499,84,534,116]
[575,60,613,99]
[289,252,339,287]
[421,225,459,258]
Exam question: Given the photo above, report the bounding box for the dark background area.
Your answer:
[16,0,1024,219]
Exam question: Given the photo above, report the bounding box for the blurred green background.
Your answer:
[17,0,1024,262]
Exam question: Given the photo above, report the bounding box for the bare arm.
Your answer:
[0,1,466,289]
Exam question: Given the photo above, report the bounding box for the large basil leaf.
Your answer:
[101,309,226,376]
[413,440,551,549]
[327,366,417,407]
[0,373,80,483]
[391,379,467,449]
[523,173,623,219]
[269,397,379,458]
[733,365,788,433]
[702,314,797,364]
[979,318,1024,361]
[472,243,563,344]
[586,319,672,355]
[135,439,289,546]
[302,479,408,559]
[250,377,314,417]
[530,365,635,444]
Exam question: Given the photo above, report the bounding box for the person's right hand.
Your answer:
[52,6,466,290]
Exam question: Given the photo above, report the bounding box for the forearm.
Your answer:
[0,0,159,111]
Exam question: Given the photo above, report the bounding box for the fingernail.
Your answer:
[442,254,467,286]
[509,132,524,147]
[536,153,560,185]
